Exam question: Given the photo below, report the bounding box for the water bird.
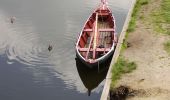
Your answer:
[48,45,53,51]
[10,16,16,24]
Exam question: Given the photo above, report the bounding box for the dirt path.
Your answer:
[116,0,170,99]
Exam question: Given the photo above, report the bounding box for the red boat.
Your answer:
[76,0,117,67]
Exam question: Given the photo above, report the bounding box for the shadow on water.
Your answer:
[75,56,112,96]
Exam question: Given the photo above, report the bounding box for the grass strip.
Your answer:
[111,57,137,88]
[127,0,149,33]
[164,41,170,54]
[151,0,170,35]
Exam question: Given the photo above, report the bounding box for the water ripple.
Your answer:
[0,12,52,67]
[6,37,52,66]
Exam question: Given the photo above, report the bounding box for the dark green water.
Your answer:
[0,0,133,100]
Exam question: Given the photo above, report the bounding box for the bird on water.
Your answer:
[10,16,16,24]
[48,45,52,51]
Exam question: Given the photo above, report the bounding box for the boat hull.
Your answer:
[75,1,117,68]
[76,46,115,68]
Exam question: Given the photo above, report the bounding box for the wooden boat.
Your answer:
[76,0,117,67]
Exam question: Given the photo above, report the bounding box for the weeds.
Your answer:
[127,0,149,33]
[164,41,170,54]
[151,0,170,35]
[111,57,137,88]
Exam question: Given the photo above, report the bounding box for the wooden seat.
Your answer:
[98,28,114,32]
[98,13,109,16]
[78,48,110,52]
[83,28,114,32]
[83,29,93,32]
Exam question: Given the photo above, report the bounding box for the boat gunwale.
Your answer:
[76,2,116,64]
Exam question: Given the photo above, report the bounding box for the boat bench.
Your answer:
[83,28,114,32]
[98,13,109,16]
[78,48,110,52]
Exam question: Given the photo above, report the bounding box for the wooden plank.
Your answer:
[84,29,93,32]
[99,28,114,32]
[93,13,99,59]
[79,48,110,52]
[85,29,94,59]
[99,13,109,16]
[84,28,114,32]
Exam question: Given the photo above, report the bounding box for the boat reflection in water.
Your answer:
[75,56,112,96]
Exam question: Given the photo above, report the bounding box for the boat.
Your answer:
[75,0,117,67]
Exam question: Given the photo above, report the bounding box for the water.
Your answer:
[0,0,133,100]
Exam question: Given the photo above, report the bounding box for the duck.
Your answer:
[10,16,16,24]
[48,45,52,51]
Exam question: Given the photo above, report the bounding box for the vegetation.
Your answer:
[122,0,149,51]
[151,0,170,54]
[151,0,170,35]
[111,0,146,88]
[111,0,170,91]
[111,57,137,88]
[121,40,128,51]
[164,41,170,54]
[127,0,149,33]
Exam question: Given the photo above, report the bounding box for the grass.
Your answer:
[120,39,128,52]
[127,0,149,33]
[122,0,149,50]
[111,57,137,88]
[151,0,170,54]
[110,0,170,91]
[110,0,149,89]
[110,0,144,88]
[161,0,170,23]
[164,41,170,54]
[121,41,128,51]
[151,0,170,35]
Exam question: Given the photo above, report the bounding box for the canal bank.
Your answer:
[108,0,170,99]
[100,0,137,99]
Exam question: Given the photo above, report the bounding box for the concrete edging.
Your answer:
[100,0,137,99]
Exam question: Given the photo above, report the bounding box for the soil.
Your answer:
[110,86,129,100]
[113,0,170,100]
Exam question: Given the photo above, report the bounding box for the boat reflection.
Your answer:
[75,56,112,96]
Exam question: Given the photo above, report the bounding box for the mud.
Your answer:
[110,86,130,100]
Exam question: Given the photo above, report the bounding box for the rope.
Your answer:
[98,61,100,73]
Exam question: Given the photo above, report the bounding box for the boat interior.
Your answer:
[78,9,115,60]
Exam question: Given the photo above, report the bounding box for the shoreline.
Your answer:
[110,0,170,99]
